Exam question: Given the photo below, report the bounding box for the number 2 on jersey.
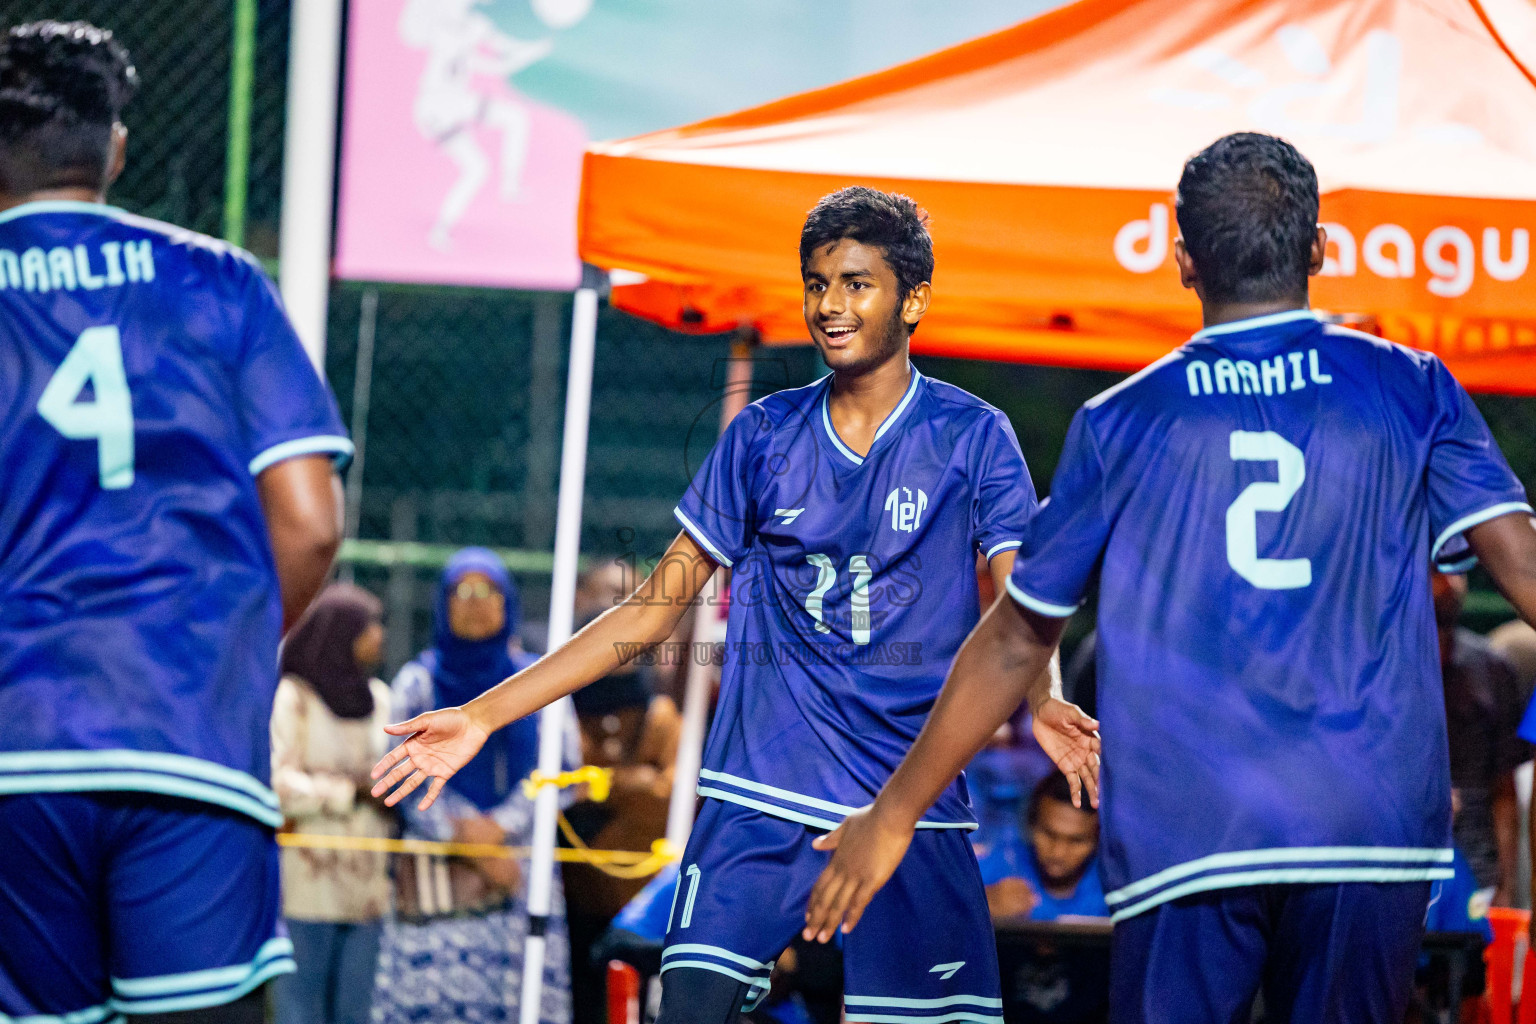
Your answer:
[803,554,873,644]
[36,326,135,490]
[1226,430,1310,589]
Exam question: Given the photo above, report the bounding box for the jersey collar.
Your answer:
[1191,308,1320,340]
[0,199,125,225]
[818,366,924,468]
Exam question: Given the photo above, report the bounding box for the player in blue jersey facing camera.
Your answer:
[0,23,350,1024]
[804,133,1536,1024]
[372,186,1050,1024]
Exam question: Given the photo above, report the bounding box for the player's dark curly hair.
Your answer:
[1175,133,1320,306]
[800,186,934,313]
[0,20,137,194]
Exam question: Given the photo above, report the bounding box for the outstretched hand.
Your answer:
[1032,697,1101,809]
[370,706,490,810]
[801,806,914,943]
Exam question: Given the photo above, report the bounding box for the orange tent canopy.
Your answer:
[578,0,1536,394]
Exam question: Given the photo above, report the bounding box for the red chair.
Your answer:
[1486,907,1530,1024]
[607,960,642,1024]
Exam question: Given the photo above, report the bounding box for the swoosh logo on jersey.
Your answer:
[774,508,805,525]
[930,961,965,980]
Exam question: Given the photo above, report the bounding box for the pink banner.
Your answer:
[334,0,586,290]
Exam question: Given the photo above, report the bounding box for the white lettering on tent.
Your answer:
[1424,226,1474,298]
[1113,203,1168,273]
[1320,223,1355,277]
[1483,229,1529,282]
[1364,224,1414,278]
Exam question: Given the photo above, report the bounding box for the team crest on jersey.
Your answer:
[884,487,928,533]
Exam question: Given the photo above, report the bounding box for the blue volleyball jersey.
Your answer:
[0,201,351,826]
[1006,309,1531,922]
[675,368,1037,829]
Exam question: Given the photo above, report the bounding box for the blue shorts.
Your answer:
[662,797,1001,1023]
[0,792,292,1020]
[1110,881,1431,1024]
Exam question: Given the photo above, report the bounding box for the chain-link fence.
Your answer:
[7,1,1534,670]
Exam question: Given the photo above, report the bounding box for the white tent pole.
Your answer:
[278,0,343,371]
[665,338,754,849]
[520,276,601,1024]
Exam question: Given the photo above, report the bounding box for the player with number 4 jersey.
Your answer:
[371,187,1044,1024]
[0,22,349,1024]
[804,134,1536,1024]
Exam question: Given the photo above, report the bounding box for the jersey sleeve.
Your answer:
[673,405,761,568]
[236,260,353,476]
[970,410,1039,561]
[1007,408,1112,618]
[1425,359,1531,573]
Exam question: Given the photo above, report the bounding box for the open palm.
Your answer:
[1031,697,1101,809]
[370,706,490,810]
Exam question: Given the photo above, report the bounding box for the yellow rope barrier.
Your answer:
[277,765,678,879]
[276,829,678,878]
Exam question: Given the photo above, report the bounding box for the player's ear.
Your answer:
[902,281,931,329]
[104,123,128,189]
[1308,225,1328,277]
[1173,238,1200,293]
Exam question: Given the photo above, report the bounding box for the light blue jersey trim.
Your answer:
[663,944,771,971]
[872,369,923,444]
[1003,578,1079,618]
[819,369,923,467]
[698,771,977,831]
[248,435,355,476]
[0,773,282,826]
[984,540,1021,560]
[109,939,294,1014]
[0,750,278,807]
[1191,309,1320,340]
[1109,865,1454,922]
[1431,502,1534,566]
[845,995,1004,1009]
[673,508,735,568]
[659,961,771,988]
[821,392,865,466]
[1104,845,1454,906]
[0,200,129,225]
[697,787,843,830]
[0,1004,119,1024]
[843,1013,1003,1024]
[113,939,293,998]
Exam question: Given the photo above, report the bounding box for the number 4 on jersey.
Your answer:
[37,326,135,490]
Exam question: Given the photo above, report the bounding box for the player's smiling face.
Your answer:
[802,239,921,374]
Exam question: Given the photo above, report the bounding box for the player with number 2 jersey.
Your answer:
[805,134,1536,1024]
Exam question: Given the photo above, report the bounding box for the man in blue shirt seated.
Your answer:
[983,773,1109,1024]
[981,772,1107,920]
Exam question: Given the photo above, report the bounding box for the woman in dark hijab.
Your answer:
[372,548,572,1024]
[270,584,393,1024]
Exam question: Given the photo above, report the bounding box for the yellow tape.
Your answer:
[276,825,679,879]
[521,765,613,802]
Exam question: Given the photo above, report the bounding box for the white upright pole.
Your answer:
[520,280,600,1024]
[278,0,344,371]
[664,340,754,849]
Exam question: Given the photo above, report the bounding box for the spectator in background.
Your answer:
[373,548,572,1024]
[983,772,1106,921]
[1490,620,1536,700]
[984,773,1108,1024]
[1436,571,1531,904]
[272,584,395,1024]
[565,563,682,1024]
